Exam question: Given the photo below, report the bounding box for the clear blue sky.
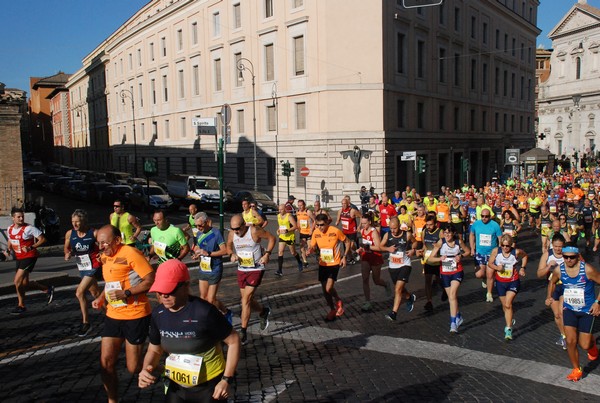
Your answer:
[0,0,596,93]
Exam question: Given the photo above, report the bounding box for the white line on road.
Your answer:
[0,336,101,365]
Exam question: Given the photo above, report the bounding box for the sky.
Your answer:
[0,0,596,93]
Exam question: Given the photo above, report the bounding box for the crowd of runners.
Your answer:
[5,168,600,401]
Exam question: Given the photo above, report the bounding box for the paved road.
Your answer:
[2,224,600,402]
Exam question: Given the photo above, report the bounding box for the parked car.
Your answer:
[106,171,132,185]
[166,174,221,208]
[49,176,72,193]
[81,181,112,202]
[66,180,85,199]
[102,185,133,206]
[225,190,278,214]
[130,185,174,211]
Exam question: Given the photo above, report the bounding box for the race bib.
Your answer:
[437,212,446,220]
[569,224,578,235]
[154,241,167,259]
[385,218,390,226]
[238,251,255,268]
[192,228,199,238]
[105,281,126,308]
[200,256,212,272]
[165,354,203,388]
[9,239,21,254]
[390,251,404,266]
[441,257,457,273]
[299,219,308,229]
[518,202,526,209]
[564,287,585,310]
[416,227,423,237]
[479,234,492,247]
[320,248,334,263]
[549,205,557,213]
[503,229,514,236]
[451,213,459,222]
[498,264,513,279]
[76,254,93,271]
[341,221,349,231]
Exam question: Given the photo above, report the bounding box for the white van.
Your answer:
[166,174,222,209]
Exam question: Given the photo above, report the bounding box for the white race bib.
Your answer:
[200,256,212,272]
[498,264,514,279]
[10,239,21,254]
[105,281,126,308]
[165,354,203,388]
[441,257,457,273]
[299,219,308,229]
[389,251,405,267]
[76,254,93,271]
[341,221,349,231]
[238,250,255,268]
[564,287,585,310]
[479,234,492,247]
[154,241,167,259]
[320,248,334,263]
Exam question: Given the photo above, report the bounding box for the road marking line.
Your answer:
[0,336,101,365]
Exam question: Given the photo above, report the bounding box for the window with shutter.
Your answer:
[294,36,305,76]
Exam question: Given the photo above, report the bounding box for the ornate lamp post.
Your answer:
[237,58,257,191]
[120,89,138,177]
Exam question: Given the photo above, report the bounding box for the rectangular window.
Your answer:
[141,122,145,141]
[454,107,459,131]
[233,4,241,29]
[470,16,476,39]
[178,69,185,99]
[265,44,274,81]
[397,33,405,74]
[137,49,142,66]
[177,29,183,51]
[138,82,144,107]
[295,102,306,130]
[482,63,488,93]
[237,157,245,183]
[153,121,158,139]
[503,113,508,132]
[504,34,508,52]
[214,59,222,91]
[180,117,187,138]
[470,109,476,131]
[237,109,245,133]
[470,59,476,90]
[128,53,132,70]
[265,0,273,18]
[192,22,198,45]
[511,114,515,132]
[293,0,304,8]
[520,75,524,100]
[519,115,524,132]
[494,67,499,95]
[267,106,276,131]
[503,70,508,96]
[213,12,220,37]
[266,157,276,186]
[161,37,167,57]
[417,102,424,129]
[439,105,445,130]
[483,23,488,44]
[512,38,516,56]
[454,53,460,85]
[162,74,168,102]
[495,112,499,131]
[454,7,460,31]
[294,35,305,76]
[495,29,500,49]
[417,40,425,78]
[150,42,155,61]
[482,111,487,131]
[528,78,532,101]
[151,79,156,104]
[439,2,445,25]
[397,99,405,128]
[520,42,524,60]
[511,73,515,98]
[234,53,242,87]
[439,48,446,83]
[165,119,170,139]
[192,65,200,95]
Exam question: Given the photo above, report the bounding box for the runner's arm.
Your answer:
[64,229,73,260]
[487,248,501,271]
[138,343,164,388]
[129,214,142,242]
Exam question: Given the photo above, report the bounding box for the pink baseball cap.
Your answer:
[149,259,190,293]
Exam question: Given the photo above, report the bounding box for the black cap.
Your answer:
[288,195,296,200]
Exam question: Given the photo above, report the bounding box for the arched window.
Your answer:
[590,114,596,128]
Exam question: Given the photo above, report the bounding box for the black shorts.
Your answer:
[102,315,151,345]
[344,232,359,248]
[166,373,223,403]
[299,233,311,241]
[318,265,340,282]
[450,222,464,234]
[279,237,295,246]
[16,257,37,272]
[529,211,540,219]
[423,264,439,276]
[389,266,412,283]
[563,309,595,333]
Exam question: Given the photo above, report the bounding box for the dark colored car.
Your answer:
[102,185,133,206]
[81,181,112,202]
[225,191,278,214]
[129,185,174,211]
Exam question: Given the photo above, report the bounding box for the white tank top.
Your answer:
[233,227,264,271]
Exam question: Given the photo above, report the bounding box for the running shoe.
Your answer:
[297,261,304,272]
[450,322,458,333]
[588,344,599,361]
[385,311,397,321]
[504,327,513,341]
[303,261,309,269]
[566,367,583,382]
[275,270,283,277]
[259,307,271,331]
[481,281,487,289]
[10,306,26,315]
[556,335,567,350]
[486,292,493,303]
[240,329,248,346]
[224,309,233,325]
[424,301,433,312]
[47,286,55,304]
[385,282,393,298]
[361,302,373,312]
[325,309,337,322]
[406,294,416,312]
[77,323,91,337]
[336,300,344,317]
[455,314,464,330]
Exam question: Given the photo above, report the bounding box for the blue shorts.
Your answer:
[440,271,464,288]
[563,308,595,333]
[552,283,564,301]
[496,280,520,296]
[197,269,223,285]
[474,253,490,267]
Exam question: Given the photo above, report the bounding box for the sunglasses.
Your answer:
[230,226,242,231]
[315,223,326,227]
[563,255,578,260]
[113,205,122,208]
[158,282,185,297]
[481,215,491,218]
[501,244,512,247]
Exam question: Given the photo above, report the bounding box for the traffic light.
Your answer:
[417,157,426,173]
[281,160,294,177]
[461,157,470,172]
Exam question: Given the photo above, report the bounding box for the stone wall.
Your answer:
[0,104,24,215]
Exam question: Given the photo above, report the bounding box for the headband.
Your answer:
[562,246,579,254]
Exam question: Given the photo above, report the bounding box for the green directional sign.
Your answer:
[144,157,158,176]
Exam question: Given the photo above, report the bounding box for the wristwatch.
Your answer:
[222,375,233,384]
[124,289,132,298]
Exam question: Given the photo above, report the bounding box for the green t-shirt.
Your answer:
[151,224,187,262]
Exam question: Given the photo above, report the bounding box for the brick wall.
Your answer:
[0,104,24,215]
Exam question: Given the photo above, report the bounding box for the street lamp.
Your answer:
[120,89,138,177]
[237,57,257,191]
[271,82,280,204]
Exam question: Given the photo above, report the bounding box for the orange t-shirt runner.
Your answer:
[101,245,154,320]
[310,226,347,266]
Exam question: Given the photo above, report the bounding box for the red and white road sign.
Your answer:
[300,167,310,177]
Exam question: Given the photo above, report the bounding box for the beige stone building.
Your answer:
[537,0,600,166]
[68,0,539,203]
